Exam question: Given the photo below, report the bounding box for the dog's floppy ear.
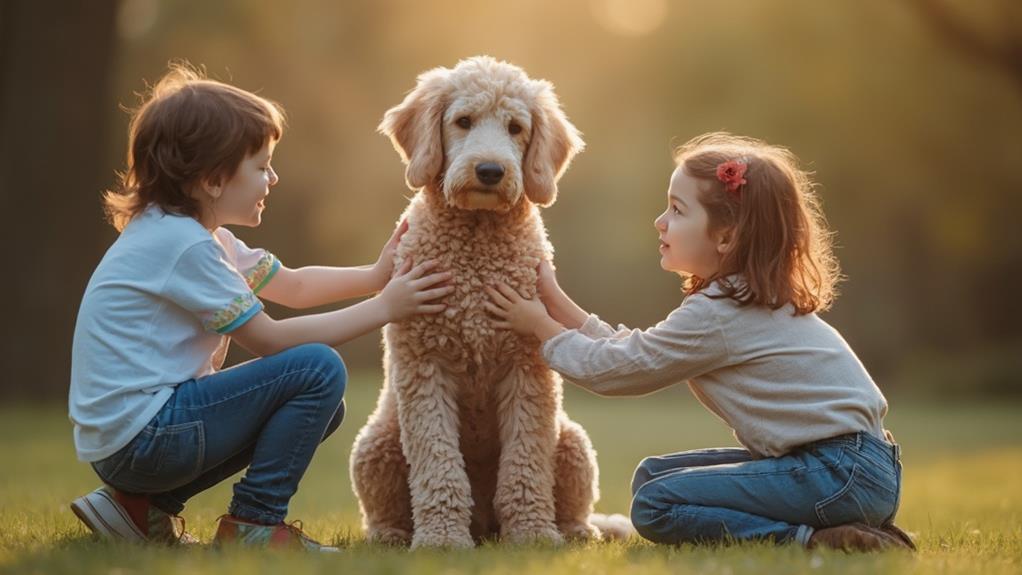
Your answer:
[522,80,585,207]
[378,67,450,190]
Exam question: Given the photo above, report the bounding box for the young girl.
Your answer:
[485,132,915,552]
[68,64,453,551]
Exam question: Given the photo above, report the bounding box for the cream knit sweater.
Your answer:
[541,277,888,458]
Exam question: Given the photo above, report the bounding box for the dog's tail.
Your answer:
[590,512,635,541]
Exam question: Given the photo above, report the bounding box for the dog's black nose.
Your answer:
[475,162,505,186]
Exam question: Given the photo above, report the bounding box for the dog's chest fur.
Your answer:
[391,194,551,381]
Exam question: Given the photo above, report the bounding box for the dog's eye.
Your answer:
[456,116,472,129]
[508,122,522,135]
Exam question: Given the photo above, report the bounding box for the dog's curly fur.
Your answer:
[349,56,602,548]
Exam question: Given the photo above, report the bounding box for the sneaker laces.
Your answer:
[171,515,198,544]
[283,519,322,545]
[150,507,195,545]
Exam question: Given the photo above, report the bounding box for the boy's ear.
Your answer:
[194,176,223,200]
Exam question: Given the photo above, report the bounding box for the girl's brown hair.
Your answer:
[674,132,841,315]
[103,62,285,231]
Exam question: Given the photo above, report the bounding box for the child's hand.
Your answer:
[371,219,410,291]
[378,258,453,322]
[536,259,560,303]
[485,283,565,341]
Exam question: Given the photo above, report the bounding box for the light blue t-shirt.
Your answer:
[69,204,281,462]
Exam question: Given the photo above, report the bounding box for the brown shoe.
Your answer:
[808,522,907,552]
[879,522,917,551]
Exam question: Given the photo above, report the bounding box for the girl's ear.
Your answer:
[522,79,584,207]
[715,226,736,255]
[378,67,450,190]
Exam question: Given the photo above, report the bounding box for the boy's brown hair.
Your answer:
[675,132,841,315]
[104,62,285,231]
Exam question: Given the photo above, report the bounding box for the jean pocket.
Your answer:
[815,463,868,526]
[815,463,898,527]
[128,421,205,484]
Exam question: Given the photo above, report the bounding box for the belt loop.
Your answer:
[884,429,900,461]
[855,432,862,450]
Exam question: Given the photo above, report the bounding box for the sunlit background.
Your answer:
[3,0,1020,400]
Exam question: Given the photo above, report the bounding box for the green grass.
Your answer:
[1,372,1020,574]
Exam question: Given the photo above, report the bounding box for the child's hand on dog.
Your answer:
[371,219,410,291]
[379,258,453,322]
[485,283,566,342]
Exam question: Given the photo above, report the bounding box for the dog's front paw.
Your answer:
[558,520,602,542]
[502,522,565,546]
[366,526,412,546]
[410,526,475,550]
[589,512,636,541]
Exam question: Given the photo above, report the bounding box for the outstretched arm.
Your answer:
[259,220,409,309]
[233,258,452,356]
[486,280,727,397]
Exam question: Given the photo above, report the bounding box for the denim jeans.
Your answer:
[630,431,903,546]
[91,343,347,525]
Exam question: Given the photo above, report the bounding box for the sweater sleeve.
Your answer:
[540,294,729,396]
[577,314,632,339]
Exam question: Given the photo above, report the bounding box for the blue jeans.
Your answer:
[91,343,347,525]
[630,431,903,546]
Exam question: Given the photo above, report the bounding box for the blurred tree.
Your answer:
[0,0,119,399]
[908,0,1022,94]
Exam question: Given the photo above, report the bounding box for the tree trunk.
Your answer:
[0,0,120,399]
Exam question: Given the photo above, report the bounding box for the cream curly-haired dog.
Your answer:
[350,56,605,548]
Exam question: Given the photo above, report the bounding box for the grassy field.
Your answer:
[1,371,1020,574]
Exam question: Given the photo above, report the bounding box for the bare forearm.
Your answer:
[543,285,590,329]
[534,315,568,343]
[236,256,452,357]
[276,297,390,347]
[237,298,391,356]
[292,266,384,308]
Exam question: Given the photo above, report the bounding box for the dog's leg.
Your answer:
[395,360,475,549]
[553,414,602,541]
[494,365,563,544]
[350,387,413,546]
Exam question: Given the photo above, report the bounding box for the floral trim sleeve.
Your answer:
[204,292,263,334]
[163,240,265,334]
[243,252,281,294]
[213,228,281,294]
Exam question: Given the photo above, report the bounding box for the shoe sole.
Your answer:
[70,489,146,542]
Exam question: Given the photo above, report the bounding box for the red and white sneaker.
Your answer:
[70,486,197,545]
